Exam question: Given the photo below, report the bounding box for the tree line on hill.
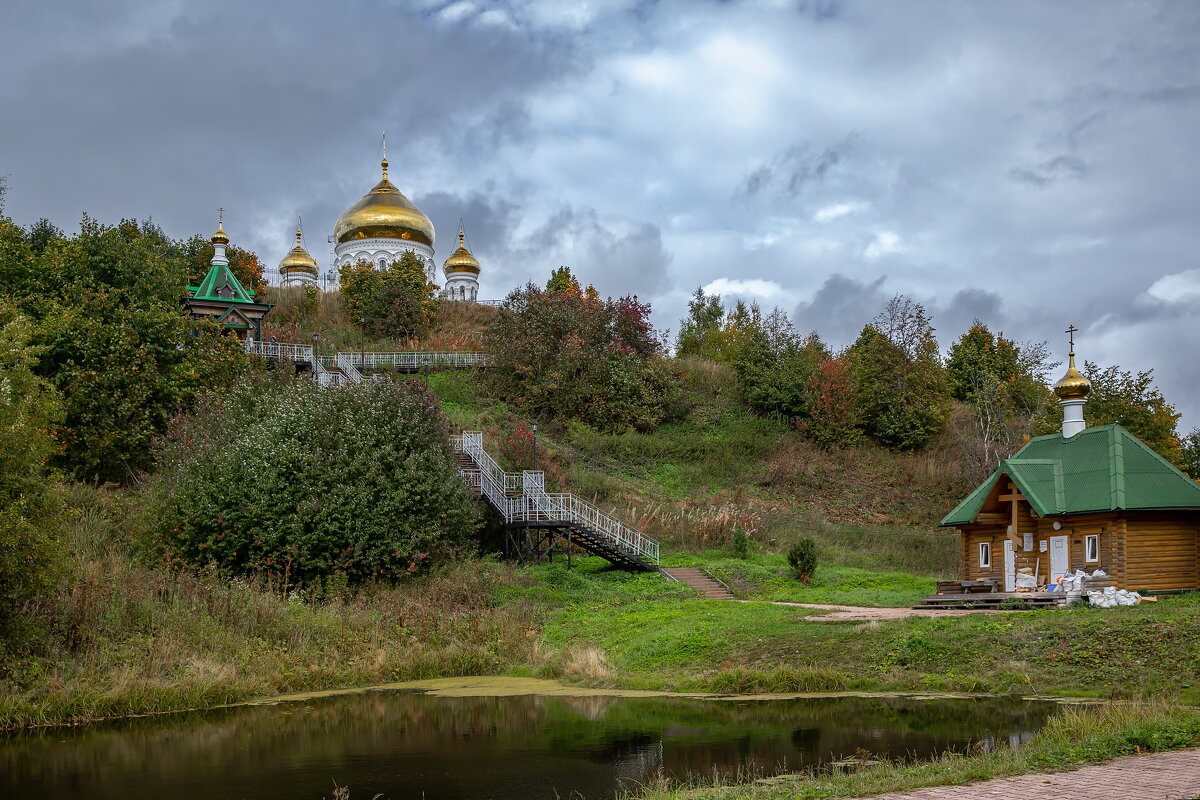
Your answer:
[675,285,1196,477]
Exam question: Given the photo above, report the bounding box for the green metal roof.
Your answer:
[940,424,1200,526]
[191,263,255,303]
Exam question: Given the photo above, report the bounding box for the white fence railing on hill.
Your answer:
[347,352,492,369]
[451,431,659,565]
[245,341,489,380]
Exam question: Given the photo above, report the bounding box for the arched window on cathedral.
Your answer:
[378,258,386,270]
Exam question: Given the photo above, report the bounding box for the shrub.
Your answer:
[787,538,818,583]
[485,282,680,431]
[148,372,479,587]
[0,305,66,643]
[730,528,752,559]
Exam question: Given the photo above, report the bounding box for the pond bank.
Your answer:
[632,700,1200,800]
[244,675,1104,706]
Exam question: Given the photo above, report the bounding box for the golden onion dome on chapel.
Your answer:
[442,229,481,276]
[279,222,319,278]
[211,211,229,245]
[1053,349,1092,400]
[333,157,435,248]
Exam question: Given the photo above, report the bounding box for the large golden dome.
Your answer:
[1053,351,1092,400]
[333,157,435,247]
[442,230,481,276]
[279,224,318,278]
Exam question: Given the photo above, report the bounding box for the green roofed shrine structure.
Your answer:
[184,211,272,340]
[940,331,1200,595]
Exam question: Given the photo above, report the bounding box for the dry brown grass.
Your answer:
[0,485,540,731]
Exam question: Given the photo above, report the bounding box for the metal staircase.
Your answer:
[244,340,660,571]
[453,431,660,571]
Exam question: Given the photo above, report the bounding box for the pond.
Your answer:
[1,687,1061,800]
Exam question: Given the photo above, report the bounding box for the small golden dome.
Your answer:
[442,229,481,276]
[333,157,435,248]
[1053,351,1092,400]
[279,224,319,278]
[211,211,229,245]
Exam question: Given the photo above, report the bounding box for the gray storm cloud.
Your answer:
[2,0,1198,427]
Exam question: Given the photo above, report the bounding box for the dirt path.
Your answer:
[864,746,1200,800]
[740,600,1018,621]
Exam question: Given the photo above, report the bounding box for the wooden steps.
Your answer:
[662,568,735,600]
[915,591,1065,610]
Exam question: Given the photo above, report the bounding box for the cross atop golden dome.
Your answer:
[442,225,481,276]
[1053,324,1092,400]
[279,217,319,278]
[333,155,435,248]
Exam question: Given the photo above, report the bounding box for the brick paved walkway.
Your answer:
[867,747,1200,800]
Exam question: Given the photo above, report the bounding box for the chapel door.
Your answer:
[1049,535,1069,584]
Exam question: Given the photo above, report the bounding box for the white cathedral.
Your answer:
[277,153,481,302]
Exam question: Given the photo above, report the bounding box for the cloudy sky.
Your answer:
[3,0,1198,428]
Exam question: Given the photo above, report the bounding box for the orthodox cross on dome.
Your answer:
[1066,324,1078,352]
[218,207,224,224]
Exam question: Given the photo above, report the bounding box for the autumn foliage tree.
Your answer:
[486,279,678,431]
[800,356,861,448]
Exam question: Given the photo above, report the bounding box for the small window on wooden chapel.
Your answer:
[1085,534,1099,562]
[978,542,991,569]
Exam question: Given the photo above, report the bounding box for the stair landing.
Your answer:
[662,568,735,600]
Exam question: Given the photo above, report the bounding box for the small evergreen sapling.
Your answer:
[787,538,818,583]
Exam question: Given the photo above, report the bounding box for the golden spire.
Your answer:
[442,220,481,276]
[381,131,389,181]
[1053,324,1092,400]
[279,214,318,278]
[212,207,229,245]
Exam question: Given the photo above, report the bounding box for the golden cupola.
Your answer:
[211,210,229,245]
[333,157,435,248]
[442,229,481,276]
[279,221,319,279]
[1053,349,1092,400]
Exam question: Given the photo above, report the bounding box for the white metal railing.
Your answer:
[336,353,364,384]
[245,339,313,361]
[453,430,659,565]
[461,432,522,493]
[245,341,490,376]
[345,352,492,369]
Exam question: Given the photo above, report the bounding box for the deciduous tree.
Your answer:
[848,296,950,450]
[0,304,64,639]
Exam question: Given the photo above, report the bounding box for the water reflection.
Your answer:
[0,692,1057,800]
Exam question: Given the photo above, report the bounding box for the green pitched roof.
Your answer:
[940,424,1200,526]
[192,263,255,303]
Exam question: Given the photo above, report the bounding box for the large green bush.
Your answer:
[149,373,479,586]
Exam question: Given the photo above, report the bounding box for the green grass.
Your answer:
[631,700,1200,800]
[510,560,1200,701]
[661,550,936,607]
